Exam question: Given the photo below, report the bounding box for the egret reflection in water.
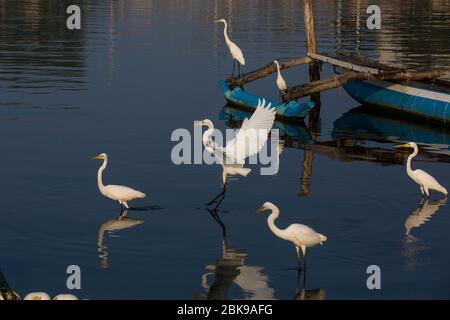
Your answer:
[97,209,145,269]
[403,198,446,272]
[198,210,274,300]
[405,198,447,239]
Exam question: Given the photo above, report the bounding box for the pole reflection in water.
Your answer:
[198,209,274,300]
[97,209,145,269]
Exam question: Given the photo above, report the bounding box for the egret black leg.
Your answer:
[232,60,236,77]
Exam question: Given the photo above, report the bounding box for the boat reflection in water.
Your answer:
[198,209,274,300]
[97,209,145,269]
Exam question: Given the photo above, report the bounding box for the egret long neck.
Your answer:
[275,62,281,77]
[267,209,286,240]
[223,22,231,45]
[406,146,418,176]
[97,158,107,191]
[202,123,215,147]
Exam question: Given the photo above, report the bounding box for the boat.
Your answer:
[219,80,315,120]
[343,78,450,125]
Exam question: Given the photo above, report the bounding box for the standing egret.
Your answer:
[256,202,327,270]
[395,142,448,197]
[214,18,246,77]
[273,60,287,99]
[194,99,275,207]
[92,153,146,210]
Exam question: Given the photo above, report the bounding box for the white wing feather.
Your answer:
[224,99,276,164]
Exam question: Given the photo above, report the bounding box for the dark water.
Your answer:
[0,0,450,299]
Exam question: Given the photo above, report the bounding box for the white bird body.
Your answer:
[396,142,448,197]
[274,60,287,91]
[93,153,146,209]
[256,202,326,269]
[53,294,79,300]
[195,99,275,184]
[24,292,51,300]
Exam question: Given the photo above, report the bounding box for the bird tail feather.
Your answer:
[137,191,146,198]
[436,184,448,196]
[318,234,327,244]
[239,168,251,177]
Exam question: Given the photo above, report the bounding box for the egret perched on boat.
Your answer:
[194,99,275,207]
[214,18,246,77]
[92,153,146,210]
[395,142,448,197]
[273,60,287,99]
[256,202,327,270]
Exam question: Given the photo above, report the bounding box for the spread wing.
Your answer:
[224,99,276,164]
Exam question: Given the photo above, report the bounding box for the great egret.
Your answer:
[396,142,448,197]
[273,60,287,99]
[92,153,146,210]
[194,99,275,206]
[256,202,327,270]
[214,18,246,77]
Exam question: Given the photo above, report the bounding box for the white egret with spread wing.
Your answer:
[195,99,275,185]
[195,99,275,208]
[214,18,246,77]
[395,142,447,197]
[256,202,327,270]
[92,153,146,210]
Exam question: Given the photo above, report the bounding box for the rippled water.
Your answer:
[0,0,449,299]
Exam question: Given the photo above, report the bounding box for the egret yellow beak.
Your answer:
[213,19,220,22]
[92,154,102,160]
[193,121,203,126]
[256,206,266,215]
[395,143,410,148]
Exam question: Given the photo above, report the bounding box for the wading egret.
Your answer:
[195,99,275,208]
[214,18,246,77]
[92,153,146,210]
[256,202,327,270]
[396,142,448,197]
[273,60,287,99]
[194,99,275,185]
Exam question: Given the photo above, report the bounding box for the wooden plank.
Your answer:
[285,69,441,100]
[308,52,381,74]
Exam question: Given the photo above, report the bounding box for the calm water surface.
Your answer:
[0,0,449,299]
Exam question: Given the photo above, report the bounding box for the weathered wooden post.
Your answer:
[298,0,319,198]
[303,0,321,134]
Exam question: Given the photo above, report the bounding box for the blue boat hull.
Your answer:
[343,80,450,124]
[219,80,315,120]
